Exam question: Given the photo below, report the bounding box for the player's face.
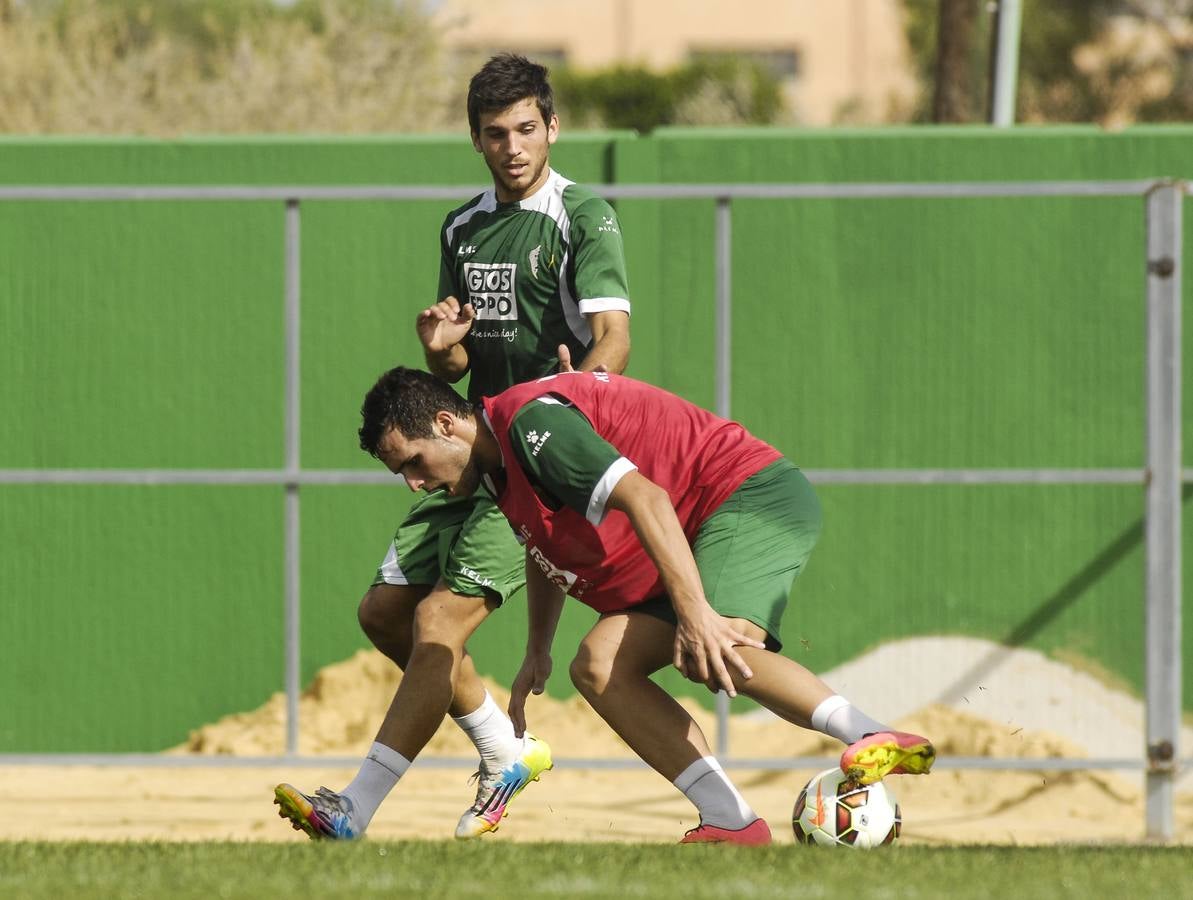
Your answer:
[472,98,558,203]
[376,419,481,498]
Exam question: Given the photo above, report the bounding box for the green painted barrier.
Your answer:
[0,127,1188,751]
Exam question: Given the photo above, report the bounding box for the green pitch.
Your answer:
[2,842,1192,899]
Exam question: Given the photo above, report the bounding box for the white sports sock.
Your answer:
[810,694,890,745]
[451,690,523,769]
[673,756,756,830]
[340,742,411,831]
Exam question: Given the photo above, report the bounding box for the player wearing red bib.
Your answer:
[483,371,782,612]
[358,367,935,845]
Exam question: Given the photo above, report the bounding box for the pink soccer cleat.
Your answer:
[680,818,773,846]
[840,731,936,785]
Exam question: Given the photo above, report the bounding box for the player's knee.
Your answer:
[569,645,612,698]
[411,595,476,653]
[358,585,415,661]
[357,586,391,639]
[357,588,379,633]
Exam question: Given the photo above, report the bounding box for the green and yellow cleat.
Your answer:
[840,731,936,785]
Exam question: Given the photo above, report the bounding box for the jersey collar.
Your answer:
[495,167,559,211]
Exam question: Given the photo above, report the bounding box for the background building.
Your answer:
[433,0,918,125]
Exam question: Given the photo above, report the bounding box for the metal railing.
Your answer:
[0,179,1186,838]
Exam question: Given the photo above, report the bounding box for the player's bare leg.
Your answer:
[571,612,706,779]
[364,584,550,832]
[570,611,770,845]
[357,583,489,716]
[275,584,548,840]
[366,585,550,838]
[720,618,935,785]
[370,589,495,756]
[276,589,491,840]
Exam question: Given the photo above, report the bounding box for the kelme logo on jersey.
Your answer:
[464,262,518,320]
[525,429,551,457]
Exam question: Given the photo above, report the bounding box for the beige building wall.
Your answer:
[434,0,918,125]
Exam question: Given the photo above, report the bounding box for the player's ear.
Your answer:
[546,115,559,146]
[435,409,457,436]
[470,131,483,153]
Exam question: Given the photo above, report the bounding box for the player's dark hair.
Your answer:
[359,367,473,457]
[467,53,555,134]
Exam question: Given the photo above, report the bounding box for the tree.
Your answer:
[932,0,980,122]
[553,58,784,133]
[904,0,1192,125]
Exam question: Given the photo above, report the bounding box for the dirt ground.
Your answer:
[6,648,1193,846]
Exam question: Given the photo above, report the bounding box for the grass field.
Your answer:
[3,842,1193,899]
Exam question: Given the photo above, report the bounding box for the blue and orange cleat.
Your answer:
[454,734,553,838]
[680,818,773,846]
[840,731,936,785]
[273,783,359,840]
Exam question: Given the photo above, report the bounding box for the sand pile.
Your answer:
[174,648,1017,764]
[172,640,1164,774]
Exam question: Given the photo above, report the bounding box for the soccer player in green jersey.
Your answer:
[274,54,631,841]
[353,366,935,846]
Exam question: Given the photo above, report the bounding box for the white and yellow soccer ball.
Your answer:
[792,767,901,848]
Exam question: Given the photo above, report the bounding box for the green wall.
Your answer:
[0,127,1189,751]
[615,126,1192,713]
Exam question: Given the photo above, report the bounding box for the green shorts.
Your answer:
[629,459,821,650]
[373,491,525,604]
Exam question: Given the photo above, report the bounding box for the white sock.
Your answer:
[340,742,411,831]
[810,694,890,745]
[673,756,756,830]
[451,690,523,769]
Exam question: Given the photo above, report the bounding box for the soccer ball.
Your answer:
[792,767,901,848]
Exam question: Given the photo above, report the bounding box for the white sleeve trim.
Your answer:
[579,297,632,316]
[586,456,638,526]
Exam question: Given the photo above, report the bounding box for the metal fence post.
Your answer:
[715,196,732,757]
[1144,181,1183,840]
[284,199,302,756]
[989,0,1023,127]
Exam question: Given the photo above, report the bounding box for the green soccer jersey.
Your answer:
[438,168,631,401]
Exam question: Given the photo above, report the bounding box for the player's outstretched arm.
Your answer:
[509,556,565,737]
[416,295,474,382]
[607,471,764,697]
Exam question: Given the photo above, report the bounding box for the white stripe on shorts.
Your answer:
[376,543,410,585]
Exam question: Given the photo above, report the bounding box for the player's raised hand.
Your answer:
[673,608,766,698]
[416,296,475,352]
[508,651,553,738]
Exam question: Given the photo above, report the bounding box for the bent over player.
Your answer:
[356,367,935,845]
[274,54,631,841]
